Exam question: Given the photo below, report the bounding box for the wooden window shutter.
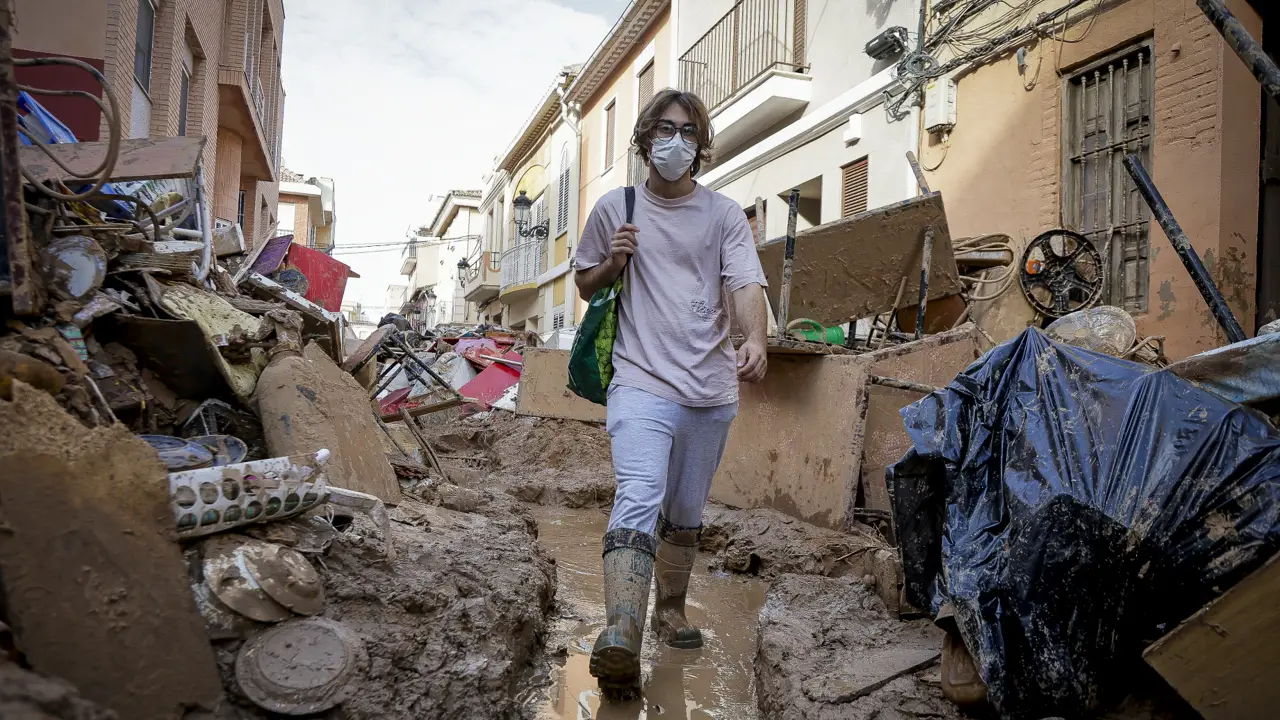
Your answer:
[638,62,655,111]
[794,0,807,67]
[605,102,616,170]
[841,158,869,217]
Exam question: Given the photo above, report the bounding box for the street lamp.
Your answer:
[512,190,548,240]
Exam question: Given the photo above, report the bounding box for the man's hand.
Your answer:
[609,223,639,269]
[737,337,767,383]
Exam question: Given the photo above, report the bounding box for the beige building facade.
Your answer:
[401,191,482,329]
[277,170,336,252]
[12,0,285,247]
[921,0,1270,360]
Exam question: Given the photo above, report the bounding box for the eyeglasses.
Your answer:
[653,120,699,142]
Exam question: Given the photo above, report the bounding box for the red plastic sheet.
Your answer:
[458,351,521,408]
[286,244,353,312]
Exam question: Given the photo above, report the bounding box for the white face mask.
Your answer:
[649,134,697,182]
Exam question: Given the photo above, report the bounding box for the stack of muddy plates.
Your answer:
[198,536,325,633]
[236,618,366,715]
[141,435,215,471]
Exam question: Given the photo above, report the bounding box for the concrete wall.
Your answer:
[712,326,980,530]
[923,0,1263,360]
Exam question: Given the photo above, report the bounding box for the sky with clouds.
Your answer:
[280,0,630,315]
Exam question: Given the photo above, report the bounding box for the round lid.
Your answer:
[202,536,292,623]
[242,542,325,616]
[140,435,215,471]
[235,617,366,715]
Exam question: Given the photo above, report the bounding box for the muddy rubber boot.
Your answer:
[590,528,657,701]
[651,516,703,649]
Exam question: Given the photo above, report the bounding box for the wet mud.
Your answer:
[528,507,765,720]
[0,663,117,720]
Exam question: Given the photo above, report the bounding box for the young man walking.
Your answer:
[573,88,769,699]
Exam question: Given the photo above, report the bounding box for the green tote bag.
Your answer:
[567,186,635,405]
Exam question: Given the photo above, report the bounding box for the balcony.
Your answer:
[679,0,811,154]
[463,251,502,303]
[400,242,417,275]
[217,68,275,181]
[500,240,546,299]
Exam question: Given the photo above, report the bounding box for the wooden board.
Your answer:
[856,332,981,518]
[516,348,606,423]
[19,136,206,183]
[758,193,962,326]
[1144,552,1280,719]
[0,383,223,718]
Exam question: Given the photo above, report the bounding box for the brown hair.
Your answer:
[630,89,714,176]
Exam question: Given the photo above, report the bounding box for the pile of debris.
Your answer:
[0,79,560,718]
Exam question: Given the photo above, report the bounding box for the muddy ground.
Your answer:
[0,664,118,720]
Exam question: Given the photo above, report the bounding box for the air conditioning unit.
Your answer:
[924,78,957,134]
[865,27,908,61]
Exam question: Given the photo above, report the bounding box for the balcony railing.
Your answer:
[252,75,266,120]
[678,0,806,113]
[463,251,502,287]
[500,239,546,293]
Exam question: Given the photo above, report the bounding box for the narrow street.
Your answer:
[531,506,766,720]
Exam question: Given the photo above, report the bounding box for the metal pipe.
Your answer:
[1122,154,1248,343]
[1196,0,1280,100]
[906,151,931,195]
[869,375,941,395]
[915,228,935,340]
[389,332,460,398]
[776,188,801,330]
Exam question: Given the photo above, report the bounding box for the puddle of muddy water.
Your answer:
[531,507,766,720]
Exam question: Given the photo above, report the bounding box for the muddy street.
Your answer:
[529,506,766,720]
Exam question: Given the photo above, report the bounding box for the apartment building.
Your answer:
[277,168,337,252]
[401,190,482,330]
[919,0,1271,360]
[671,0,920,241]
[12,0,286,247]
[467,65,582,335]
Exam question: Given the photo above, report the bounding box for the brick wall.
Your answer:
[924,0,1262,360]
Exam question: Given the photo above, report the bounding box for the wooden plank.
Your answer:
[516,348,606,423]
[758,193,962,326]
[1144,552,1280,719]
[378,395,470,423]
[399,407,450,483]
[19,135,206,184]
[0,383,223,717]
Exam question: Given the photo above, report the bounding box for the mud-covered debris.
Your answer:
[701,505,902,612]
[251,498,554,719]
[235,617,365,715]
[0,663,118,720]
[755,574,956,720]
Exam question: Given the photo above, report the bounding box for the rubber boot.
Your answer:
[590,528,657,701]
[651,516,703,649]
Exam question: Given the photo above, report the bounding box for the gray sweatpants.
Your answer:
[605,384,738,535]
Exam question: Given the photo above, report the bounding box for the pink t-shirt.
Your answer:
[575,183,767,407]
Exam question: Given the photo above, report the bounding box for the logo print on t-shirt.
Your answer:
[689,299,718,320]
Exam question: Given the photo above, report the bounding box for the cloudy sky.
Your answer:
[280,0,630,315]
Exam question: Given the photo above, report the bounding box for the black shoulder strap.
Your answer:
[624,186,636,224]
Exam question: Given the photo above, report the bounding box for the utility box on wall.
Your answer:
[924,78,957,135]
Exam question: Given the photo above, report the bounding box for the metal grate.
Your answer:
[604,101,617,171]
[1064,44,1154,312]
[678,0,806,113]
[841,158,868,217]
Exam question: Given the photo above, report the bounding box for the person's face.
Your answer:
[652,103,698,146]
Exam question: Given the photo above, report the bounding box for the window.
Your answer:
[177,69,191,135]
[604,100,617,171]
[553,306,566,331]
[557,144,571,234]
[841,158,869,217]
[1064,44,1153,311]
[637,61,655,111]
[276,201,295,237]
[237,190,246,228]
[134,0,156,92]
